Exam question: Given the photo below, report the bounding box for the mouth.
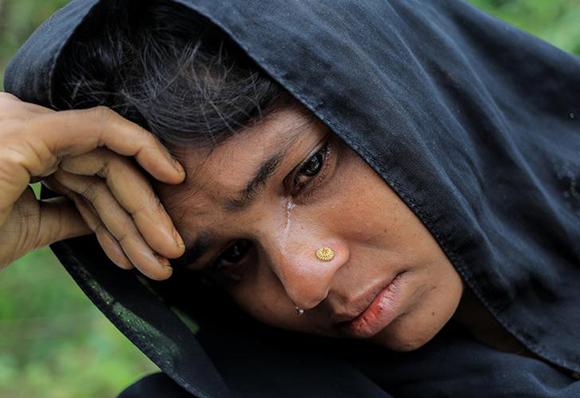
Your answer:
[334,273,405,339]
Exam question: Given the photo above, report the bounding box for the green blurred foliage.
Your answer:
[0,0,70,88]
[0,249,157,398]
[0,0,578,397]
[468,0,580,55]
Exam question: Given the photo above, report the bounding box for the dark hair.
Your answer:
[53,0,284,152]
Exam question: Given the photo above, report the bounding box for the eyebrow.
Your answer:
[172,153,283,270]
[173,146,289,269]
[175,127,310,269]
[223,153,284,212]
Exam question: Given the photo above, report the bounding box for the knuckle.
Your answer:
[0,92,19,105]
[79,212,100,233]
[96,160,111,179]
[133,191,162,218]
[96,167,109,179]
[116,231,131,246]
[98,152,123,178]
[94,223,108,236]
[0,98,37,123]
[80,181,105,203]
[90,106,117,122]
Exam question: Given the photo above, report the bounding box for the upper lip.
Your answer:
[330,275,397,326]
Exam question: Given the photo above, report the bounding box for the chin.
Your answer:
[369,299,460,352]
[370,326,436,352]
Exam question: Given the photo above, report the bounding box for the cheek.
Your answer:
[342,156,448,266]
[229,268,305,331]
[371,267,464,351]
[338,155,462,308]
[326,153,417,252]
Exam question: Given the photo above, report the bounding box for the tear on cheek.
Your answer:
[284,197,296,231]
[280,197,297,257]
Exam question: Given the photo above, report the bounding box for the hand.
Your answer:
[0,93,185,280]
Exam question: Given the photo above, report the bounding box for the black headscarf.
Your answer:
[5,0,580,397]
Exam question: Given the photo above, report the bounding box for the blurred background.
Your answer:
[0,0,579,397]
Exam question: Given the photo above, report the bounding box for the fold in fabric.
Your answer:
[4,0,580,396]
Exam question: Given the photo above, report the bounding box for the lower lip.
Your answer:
[341,274,404,338]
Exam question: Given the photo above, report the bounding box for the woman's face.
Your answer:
[155,106,464,351]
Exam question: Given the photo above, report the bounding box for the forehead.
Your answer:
[154,106,319,230]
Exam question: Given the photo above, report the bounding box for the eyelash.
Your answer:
[208,239,253,282]
[209,137,335,280]
[289,137,333,196]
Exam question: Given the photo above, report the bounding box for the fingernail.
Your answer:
[173,159,185,175]
[117,260,134,270]
[174,230,185,248]
[156,254,171,268]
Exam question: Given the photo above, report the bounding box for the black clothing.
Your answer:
[5,0,580,396]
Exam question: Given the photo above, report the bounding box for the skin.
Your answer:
[0,93,185,280]
[155,105,465,351]
[0,93,463,351]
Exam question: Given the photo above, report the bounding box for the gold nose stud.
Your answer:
[315,247,335,262]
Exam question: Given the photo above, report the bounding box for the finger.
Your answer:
[59,149,185,258]
[71,195,134,270]
[97,228,135,270]
[0,93,53,115]
[0,98,57,225]
[54,171,172,280]
[0,154,31,226]
[0,202,14,228]
[0,92,19,102]
[35,197,92,248]
[22,106,185,183]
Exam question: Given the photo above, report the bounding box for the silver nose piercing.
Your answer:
[295,306,305,316]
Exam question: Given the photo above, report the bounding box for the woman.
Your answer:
[2,0,580,396]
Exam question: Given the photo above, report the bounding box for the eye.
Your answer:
[212,240,252,271]
[291,140,332,193]
[300,151,324,177]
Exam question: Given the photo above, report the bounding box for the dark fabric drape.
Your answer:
[5,0,580,396]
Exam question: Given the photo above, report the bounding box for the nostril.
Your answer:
[267,237,348,313]
[292,288,330,311]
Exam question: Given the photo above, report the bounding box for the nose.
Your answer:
[263,232,349,310]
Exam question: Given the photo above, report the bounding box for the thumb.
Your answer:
[36,197,93,248]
